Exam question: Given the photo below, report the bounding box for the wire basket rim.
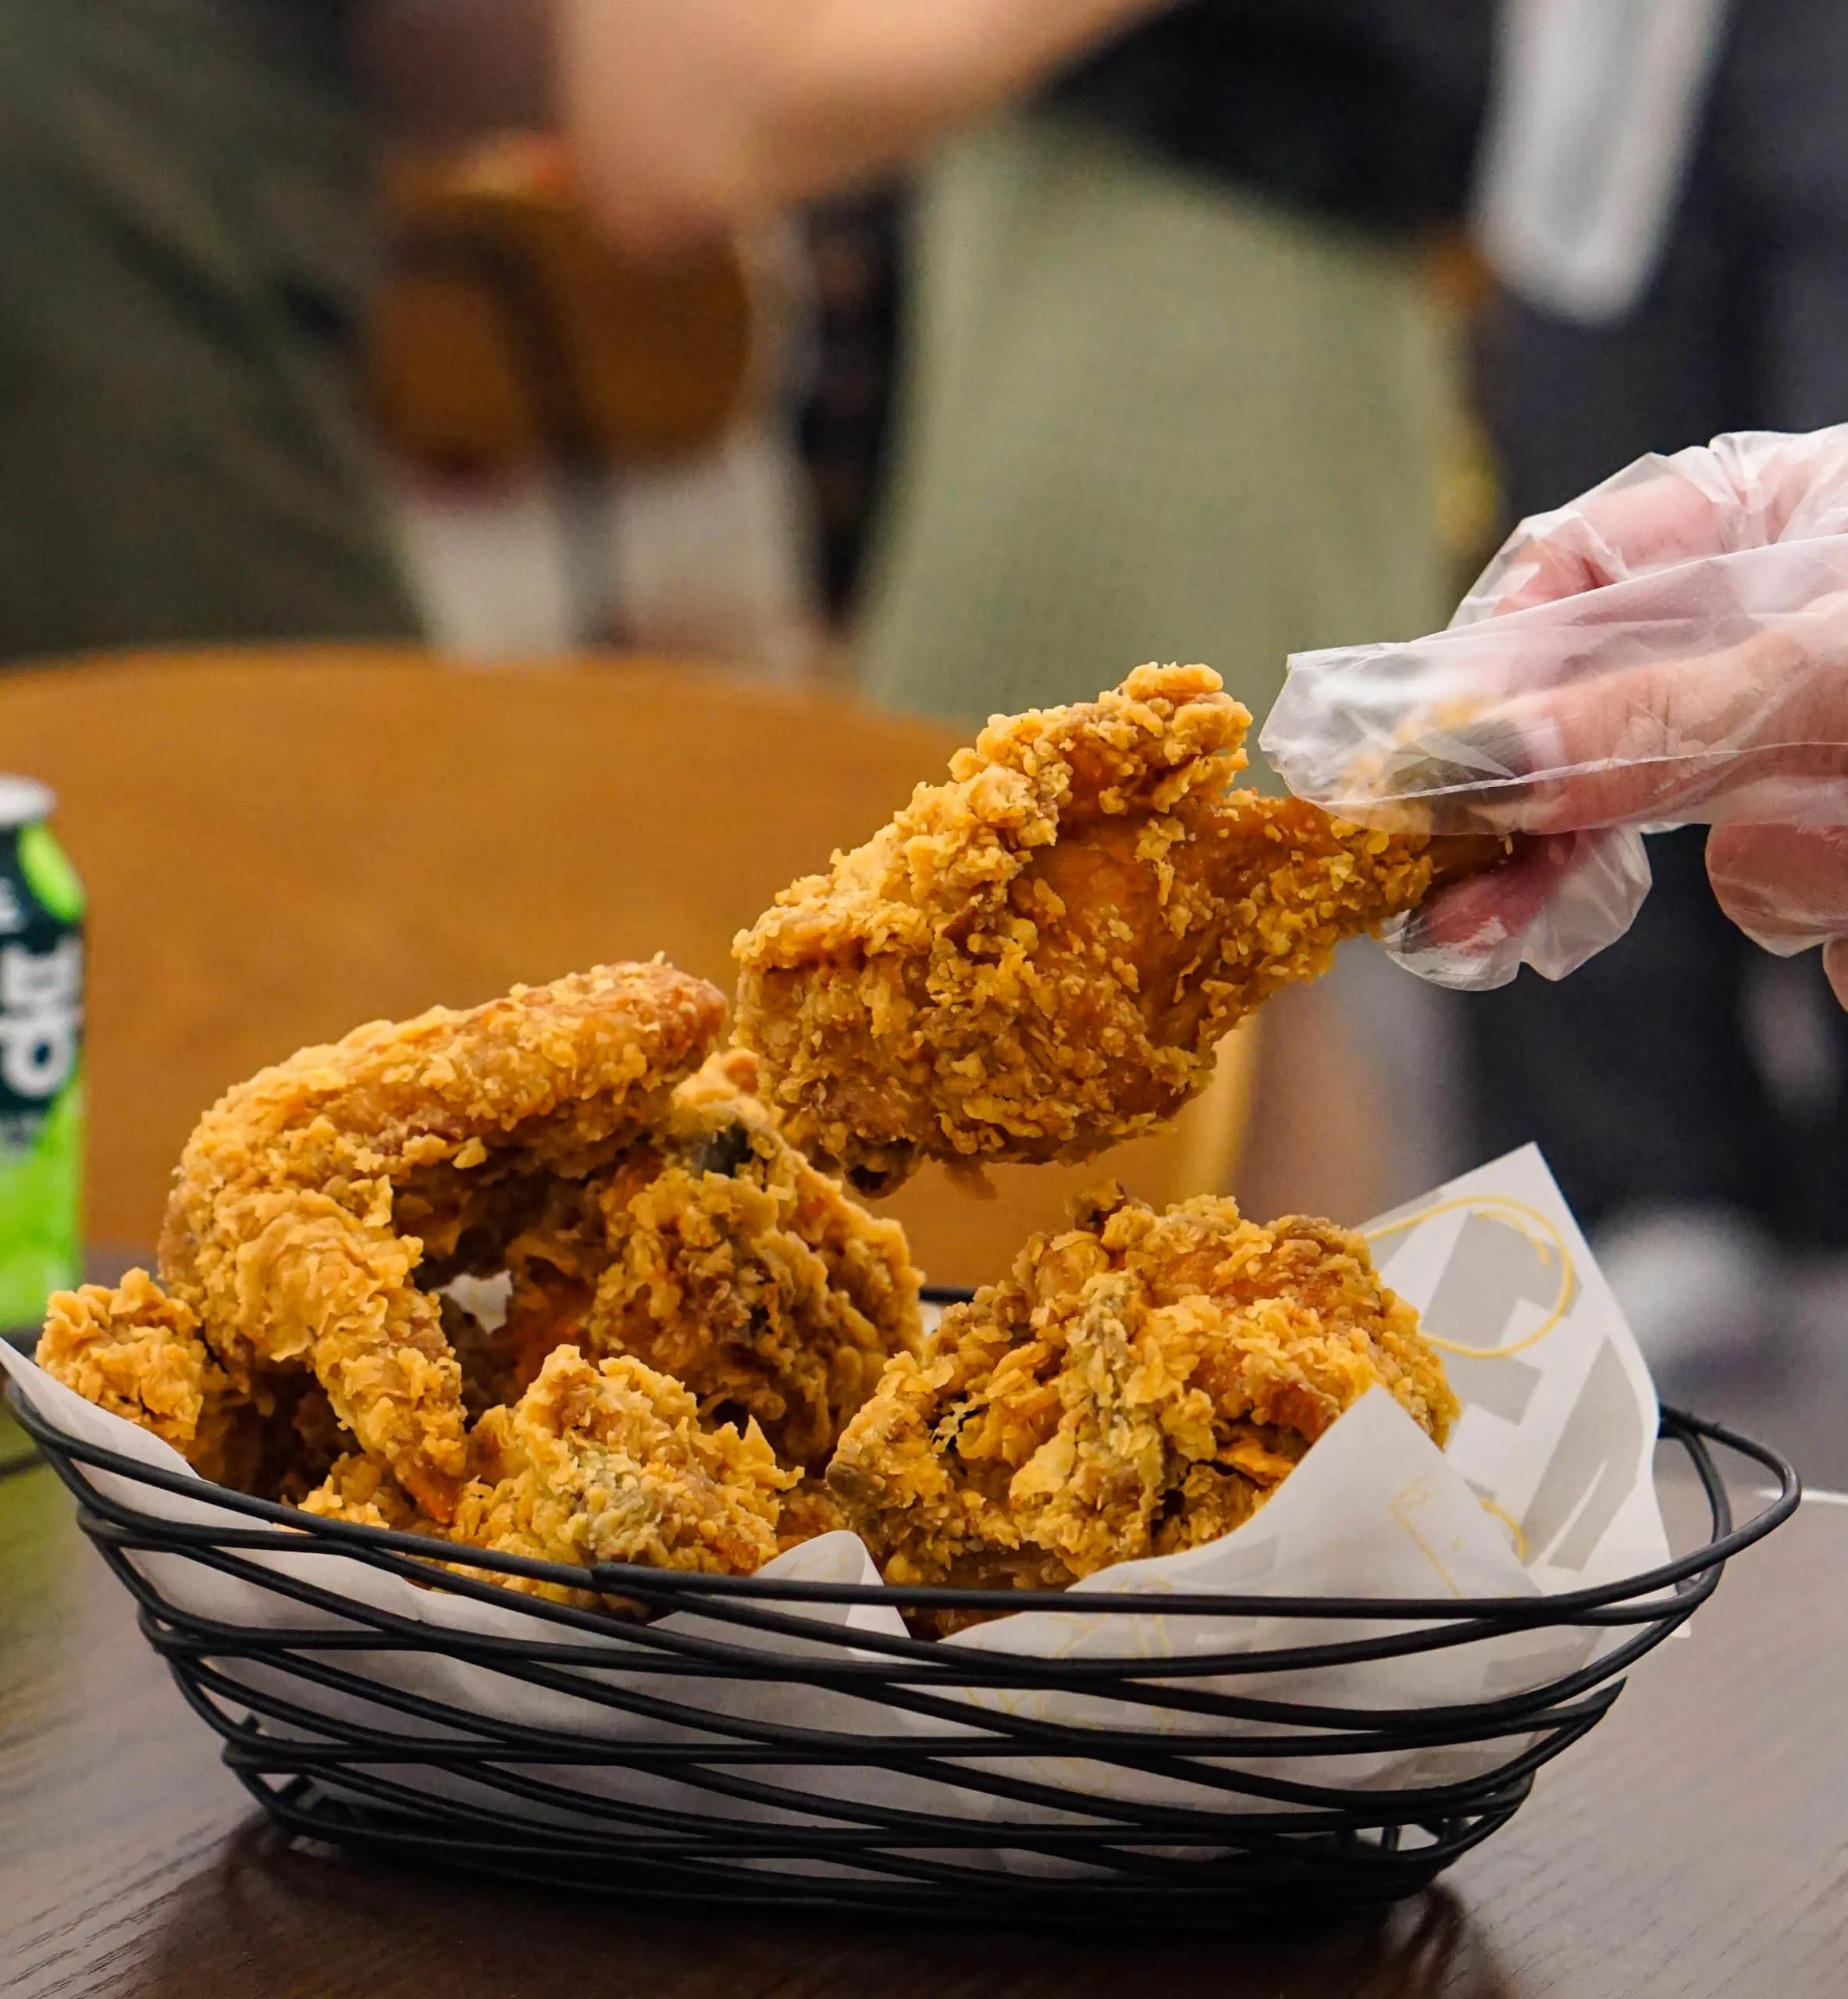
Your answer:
[5,1381,1800,1918]
[8,1377,1799,1625]
[6,1288,1806,1920]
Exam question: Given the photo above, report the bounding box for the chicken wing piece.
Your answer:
[157,961,725,1521]
[735,664,1501,1192]
[481,1048,924,1467]
[826,1185,1457,1631]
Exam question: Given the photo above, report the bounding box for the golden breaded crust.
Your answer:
[775,1476,851,1552]
[471,1047,922,1467]
[301,1345,799,1608]
[35,1270,243,1481]
[734,665,1439,1190]
[827,1185,1457,1628]
[37,1270,390,1502]
[156,961,725,1520]
[451,1345,793,1601]
[578,1047,920,1463]
[299,1449,436,1534]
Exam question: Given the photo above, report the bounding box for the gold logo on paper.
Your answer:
[1365,1195,1574,1360]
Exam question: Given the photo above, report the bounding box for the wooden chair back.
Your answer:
[0,650,1252,1286]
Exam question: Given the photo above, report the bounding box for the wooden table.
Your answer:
[3,1413,1842,1999]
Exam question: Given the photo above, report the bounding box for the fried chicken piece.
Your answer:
[36,1270,386,1501]
[299,1448,437,1534]
[36,1270,255,1486]
[301,1346,796,1607]
[827,1185,1457,1630]
[157,961,725,1522]
[490,1048,922,1467]
[735,664,1501,1192]
[454,1345,792,1602]
[775,1477,851,1552]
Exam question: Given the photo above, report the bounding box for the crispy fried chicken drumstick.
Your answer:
[826,1185,1457,1631]
[735,665,1502,1192]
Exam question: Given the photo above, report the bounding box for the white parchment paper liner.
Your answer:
[2,1144,1672,1875]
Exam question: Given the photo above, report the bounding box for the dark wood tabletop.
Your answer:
[2,1407,1843,1999]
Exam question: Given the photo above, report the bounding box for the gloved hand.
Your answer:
[1260,423,1848,1000]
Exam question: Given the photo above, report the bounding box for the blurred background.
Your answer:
[3,0,1847,1473]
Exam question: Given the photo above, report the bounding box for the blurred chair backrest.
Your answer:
[369,137,753,475]
[0,650,1252,1286]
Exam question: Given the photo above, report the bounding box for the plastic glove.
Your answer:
[1260,424,1848,996]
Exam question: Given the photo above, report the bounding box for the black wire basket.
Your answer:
[8,1331,1799,1925]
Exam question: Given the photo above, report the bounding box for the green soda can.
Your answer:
[0,778,84,1332]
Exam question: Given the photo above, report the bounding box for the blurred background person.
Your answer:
[416,0,1500,1228]
[0,0,1166,668]
[853,2,1488,745]
[1463,0,1848,1384]
[433,0,1193,664]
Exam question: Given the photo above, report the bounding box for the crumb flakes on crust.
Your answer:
[303,1345,796,1609]
[155,960,726,1521]
[473,1047,923,1468]
[826,1184,1458,1630]
[733,664,1441,1190]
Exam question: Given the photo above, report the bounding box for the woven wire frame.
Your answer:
[9,1335,1798,1923]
